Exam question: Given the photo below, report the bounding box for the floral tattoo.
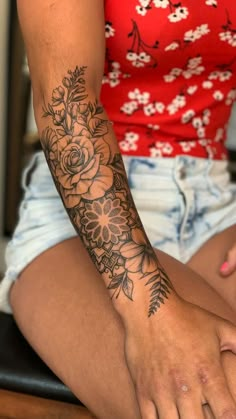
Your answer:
[41,66,173,316]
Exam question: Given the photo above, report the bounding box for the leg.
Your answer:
[10,237,236,419]
[187,225,236,311]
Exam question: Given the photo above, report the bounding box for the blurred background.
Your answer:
[0,0,235,278]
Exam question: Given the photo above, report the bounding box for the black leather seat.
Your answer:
[0,312,80,405]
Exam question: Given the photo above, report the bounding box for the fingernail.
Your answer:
[220,261,229,272]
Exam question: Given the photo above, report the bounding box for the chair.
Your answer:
[0,312,95,418]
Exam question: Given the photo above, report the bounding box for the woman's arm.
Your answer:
[17,1,236,417]
[17,0,174,319]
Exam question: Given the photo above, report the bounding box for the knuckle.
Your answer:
[197,365,211,385]
[197,362,225,388]
[169,368,191,396]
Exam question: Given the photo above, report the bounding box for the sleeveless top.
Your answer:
[101,0,236,159]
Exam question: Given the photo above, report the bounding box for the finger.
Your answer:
[177,396,205,419]
[174,382,205,419]
[203,367,236,419]
[220,246,236,277]
[154,396,179,419]
[138,397,158,419]
[218,319,236,353]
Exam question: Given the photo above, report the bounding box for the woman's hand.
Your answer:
[124,295,236,419]
[220,243,236,277]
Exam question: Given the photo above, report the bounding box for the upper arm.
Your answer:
[17,0,105,97]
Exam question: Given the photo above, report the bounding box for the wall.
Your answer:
[0,0,10,271]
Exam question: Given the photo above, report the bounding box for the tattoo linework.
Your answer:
[41,66,173,316]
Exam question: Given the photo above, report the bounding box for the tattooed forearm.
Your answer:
[41,66,173,317]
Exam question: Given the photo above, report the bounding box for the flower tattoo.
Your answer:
[41,66,173,316]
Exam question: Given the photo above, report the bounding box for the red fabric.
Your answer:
[101,0,236,159]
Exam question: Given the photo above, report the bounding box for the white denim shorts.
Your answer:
[0,151,236,313]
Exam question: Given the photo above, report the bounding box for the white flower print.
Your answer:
[128,88,150,104]
[121,89,163,118]
[195,24,210,37]
[138,52,151,63]
[144,103,156,116]
[126,51,138,62]
[155,102,165,113]
[155,141,173,155]
[136,6,148,16]
[139,0,151,6]
[103,62,130,88]
[219,17,236,48]
[181,109,195,124]
[219,71,232,81]
[150,147,162,158]
[167,103,178,115]
[192,117,203,129]
[202,80,213,89]
[187,85,198,95]
[180,141,196,152]
[109,78,120,88]
[167,95,186,115]
[164,56,205,83]
[202,112,210,125]
[120,101,138,115]
[214,128,224,142]
[153,0,169,8]
[188,56,202,69]
[226,33,236,47]
[171,68,182,76]
[190,110,211,139]
[199,139,209,146]
[149,140,179,157]
[168,7,189,23]
[173,95,186,108]
[208,71,219,80]
[219,31,231,42]
[162,143,173,154]
[205,0,217,7]
[119,132,139,152]
[213,90,224,101]
[147,124,160,130]
[165,42,180,52]
[105,22,115,38]
[184,24,210,43]
[164,74,176,83]
[133,61,145,68]
[225,88,236,105]
[126,50,151,68]
[184,30,197,43]
[208,70,232,82]
[136,0,150,16]
[197,127,206,138]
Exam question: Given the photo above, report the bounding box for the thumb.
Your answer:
[218,320,236,353]
[220,245,236,277]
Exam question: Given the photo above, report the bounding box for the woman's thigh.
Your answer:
[10,237,236,419]
[187,224,236,312]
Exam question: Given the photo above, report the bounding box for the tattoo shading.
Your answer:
[41,66,173,316]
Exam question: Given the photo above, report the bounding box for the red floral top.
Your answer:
[101,0,236,159]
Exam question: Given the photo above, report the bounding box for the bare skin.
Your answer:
[10,235,236,419]
[188,225,236,312]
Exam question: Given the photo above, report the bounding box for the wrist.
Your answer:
[113,279,181,329]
